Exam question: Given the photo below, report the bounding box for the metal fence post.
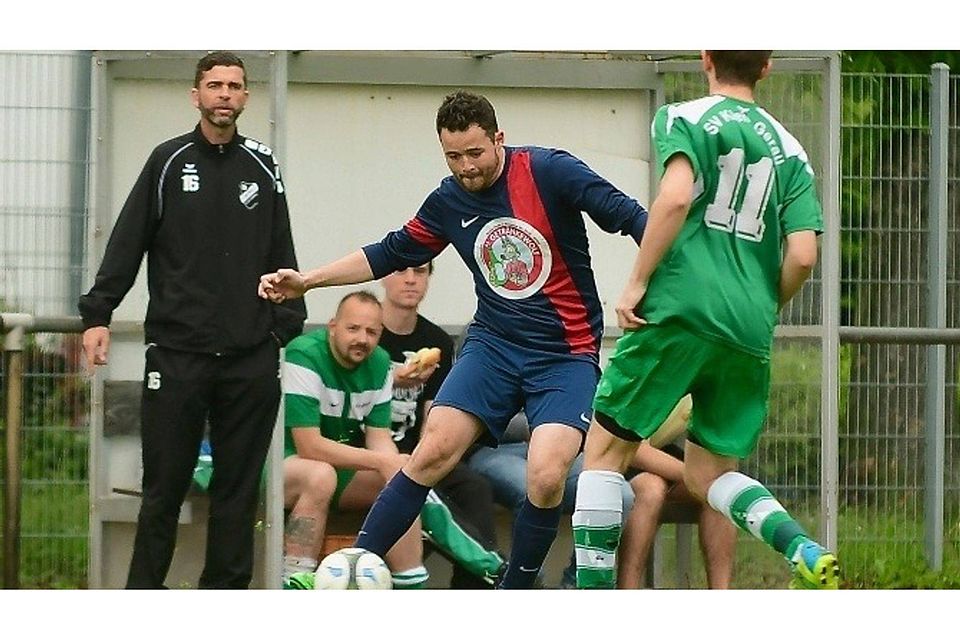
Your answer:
[820,52,842,551]
[263,50,288,589]
[924,63,949,571]
[2,313,32,589]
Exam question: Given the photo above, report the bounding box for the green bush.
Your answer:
[21,427,89,480]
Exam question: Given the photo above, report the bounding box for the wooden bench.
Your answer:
[646,501,701,588]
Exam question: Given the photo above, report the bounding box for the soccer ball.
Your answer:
[314,547,392,590]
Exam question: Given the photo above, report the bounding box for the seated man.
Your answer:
[281,291,428,589]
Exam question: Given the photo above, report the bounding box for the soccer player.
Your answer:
[572,50,840,589]
[260,90,648,588]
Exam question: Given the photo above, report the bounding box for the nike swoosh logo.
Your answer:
[518,566,540,573]
[460,215,480,228]
[580,412,591,424]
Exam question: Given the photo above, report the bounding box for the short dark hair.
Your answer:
[194,51,246,88]
[436,91,499,141]
[707,51,772,87]
[336,290,381,315]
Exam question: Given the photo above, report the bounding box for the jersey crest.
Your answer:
[239,181,260,210]
[473,218,551,300]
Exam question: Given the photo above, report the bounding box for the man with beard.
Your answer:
[260,90,648,588]
[79,51,306,588]
[281,291,428,589]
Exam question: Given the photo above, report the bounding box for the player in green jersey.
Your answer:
[573,51,839,589]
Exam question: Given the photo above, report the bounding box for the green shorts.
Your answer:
[282,457,356,511]
[331,468,356,510]
[593,322,770,458]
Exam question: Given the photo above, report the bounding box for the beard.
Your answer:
[455,168,496,192]
[200,104,243,129]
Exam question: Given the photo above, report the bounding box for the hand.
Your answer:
[393,347,441,388]
[81,326,110,373]
[615,282,647,331]
[377,452,410,482]
[392,362,439,389]
[258,268,306,303]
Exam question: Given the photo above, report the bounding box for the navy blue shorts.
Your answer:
[434,327,600,445]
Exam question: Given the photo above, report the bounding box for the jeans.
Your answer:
[467,441,634,586]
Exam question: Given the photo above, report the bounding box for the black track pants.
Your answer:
[126,340,279,589]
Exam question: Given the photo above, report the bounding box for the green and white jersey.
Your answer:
[282,328,393,458]
[644,95,824,357]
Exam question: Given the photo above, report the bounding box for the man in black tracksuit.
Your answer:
[78,51,306,588]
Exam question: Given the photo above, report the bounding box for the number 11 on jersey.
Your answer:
[704,148,774,242]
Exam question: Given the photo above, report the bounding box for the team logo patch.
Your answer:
[239,181,260,210]
[473,218,551,300]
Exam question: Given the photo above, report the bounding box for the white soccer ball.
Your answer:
[314,547,392,590]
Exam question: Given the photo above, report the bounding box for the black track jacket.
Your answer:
[79,124,306,353]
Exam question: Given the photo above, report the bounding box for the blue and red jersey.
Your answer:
[363,146,647,358]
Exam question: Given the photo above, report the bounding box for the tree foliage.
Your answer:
[843,51,960,74]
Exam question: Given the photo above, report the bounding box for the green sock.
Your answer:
[707,471,809,563]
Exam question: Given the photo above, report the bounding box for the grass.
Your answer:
[0,483,88,588]
[4,487,958,589]
[651,503,960,589]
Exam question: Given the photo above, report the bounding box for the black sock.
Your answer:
[499,497,560,589]
[355,471,430,557]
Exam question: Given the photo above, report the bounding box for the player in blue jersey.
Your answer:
[260,91,647,588]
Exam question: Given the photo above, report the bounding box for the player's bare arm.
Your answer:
[615,154,695,330]
[632,443,685,484]
[259,249,375,303]
[779,230,818,309]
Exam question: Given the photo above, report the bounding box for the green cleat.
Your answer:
[283,571,315,590]
[790,541,840,590]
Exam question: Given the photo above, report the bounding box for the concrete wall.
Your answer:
[104,79,651,328]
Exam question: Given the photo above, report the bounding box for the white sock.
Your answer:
[572,470,625,578]
[391,565,429,589]
[282,555,317,581]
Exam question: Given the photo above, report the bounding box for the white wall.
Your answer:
[105,79,652,330]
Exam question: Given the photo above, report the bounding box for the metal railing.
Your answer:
[1,313,83,588]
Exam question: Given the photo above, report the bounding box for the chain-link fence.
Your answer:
[837,71,959,587]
